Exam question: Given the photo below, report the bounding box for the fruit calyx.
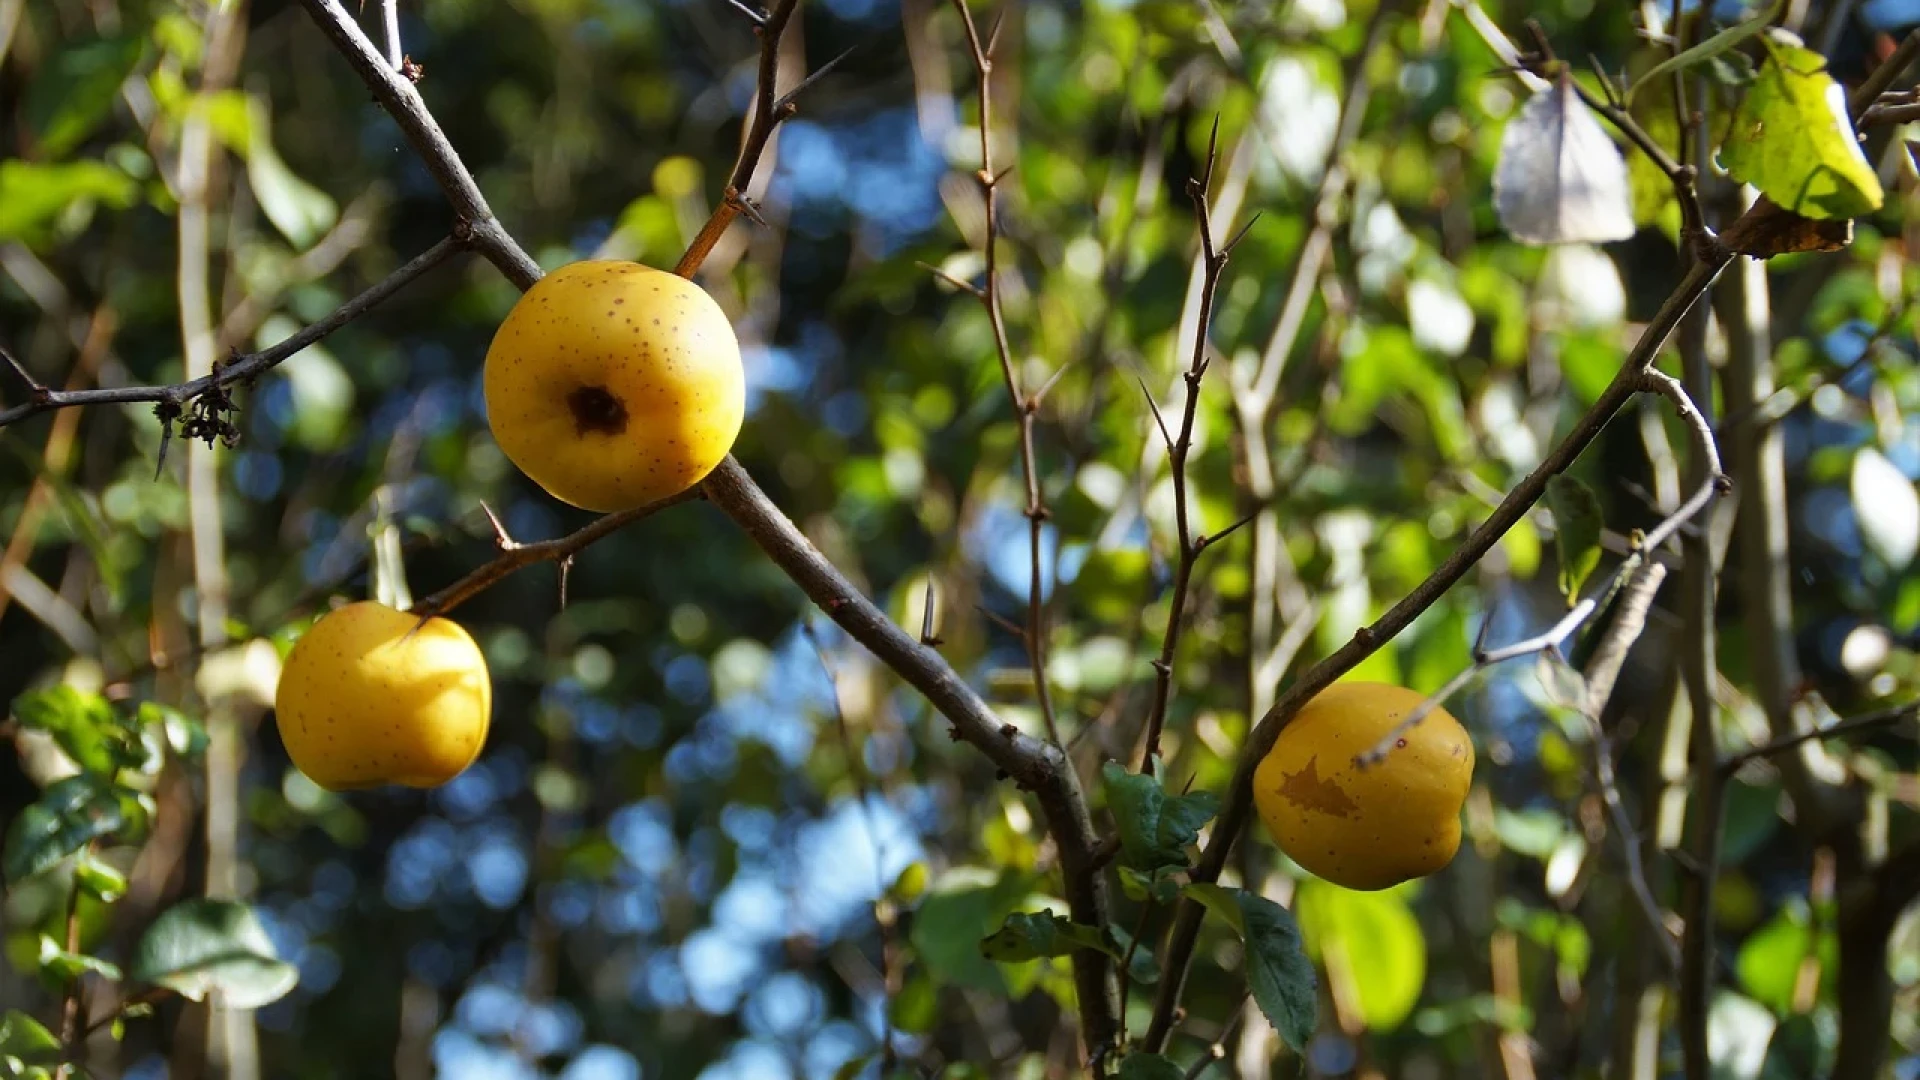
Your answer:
[567,384,630,436]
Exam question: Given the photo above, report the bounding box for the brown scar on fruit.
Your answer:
[567,385,630,436]
[1277,756,1360,818]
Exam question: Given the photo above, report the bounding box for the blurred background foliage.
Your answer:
[3,0,1920,1076]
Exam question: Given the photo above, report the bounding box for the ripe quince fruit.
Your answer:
[274,601,491,791]
[484,260,745,512]
[1253,681,1474,891]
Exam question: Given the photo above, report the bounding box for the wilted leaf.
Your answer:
[1720,195,1854,257]
[1101,762,1221,872]
[4,775,128,882]
[1721,30,1883,220]
[130,900,298,1009]
[1493,75,1636,246]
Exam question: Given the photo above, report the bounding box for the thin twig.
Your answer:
[1139,249,1735,1054]
[946,0,1063,747]
[1581,560,1682,970]
[1138,118,1242,774]
[0,238,462,429]
[379,0,402,68]
[54,852,86,1080]
[409,489,704,617]
[1718,700,1918,776]
[292,0,1119,1053]
[674,0,804,276]
[804,624,900,1070]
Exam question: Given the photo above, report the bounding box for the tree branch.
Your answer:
[946,0,1064,746]
[1139,120,1248,773]
[1140,249,1733,1050]
[295,0,1118,1053]
[0,237,461,429]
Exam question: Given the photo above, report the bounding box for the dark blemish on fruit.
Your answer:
[567,385,630,436]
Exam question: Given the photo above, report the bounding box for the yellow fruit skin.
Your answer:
[1252,682,1474,891]
[273,601,492,791]
[483,260,746,513]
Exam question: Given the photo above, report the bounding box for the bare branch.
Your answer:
[0,237,461,429]
[410,490,704,618]
[947,0,1065,748]
[1141,246,1734,1054]
[1139,127,1248,773]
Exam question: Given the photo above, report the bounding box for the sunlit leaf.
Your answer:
[1294,879,1427,1032]
[0,160,139,246]
[130,900,298,1009]
[1851,446,1919,569]
[1493,75,1636,246]
[0,1009,60,1064]
[1721,30,1882,220]
[38,935,123,984]
[242,98,338,249]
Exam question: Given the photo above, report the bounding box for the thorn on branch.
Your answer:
[723,0,768,26]
[0,345,47,399]
[919,577,944,647]
[776,44,859,110]
[1138,375,1174,451]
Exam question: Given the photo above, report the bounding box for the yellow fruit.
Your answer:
[274,601,491,791]
[1253,681,1474,891]
[483,260,745,513]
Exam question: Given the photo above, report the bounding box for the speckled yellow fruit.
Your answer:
[483,260,745,512]
[1253,682,1474,891]
[273,601,491,791]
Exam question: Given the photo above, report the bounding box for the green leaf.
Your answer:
[1117,865,1181,905]
[26,34,147,158]
[242,98,337,248]
[1734,901,1836,1014]
[1720,30,1883,220]
[1182,884,1319,1052]
[130,900,298,1009]
[38,935,123,984]
[139,702,209,761]
[1101,762,1221,872]
[979,911,1116,964]
[889,974,938,1034]
[12,686,147,777]
[909,872,1030,991]
[1294,879,1428,1032]
[74,851,129,903]
[0,1010,61,1063]
[1114,1053,1185,1080]
[1625,0,1782,106]
[3,775,128,882]
[0,160,139,246]
[1546,474,1604,604]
